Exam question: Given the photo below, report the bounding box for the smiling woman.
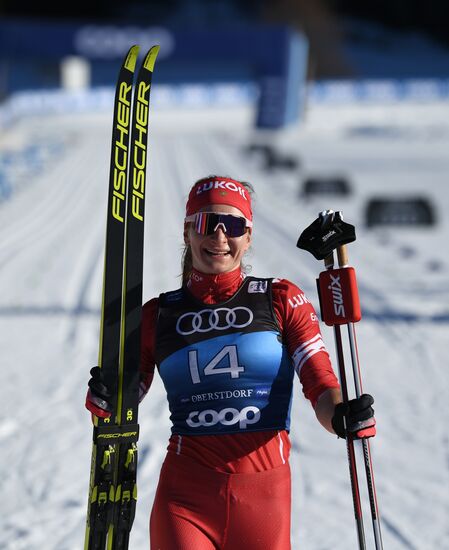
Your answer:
[181,176,254,281]
[85,174,377,549]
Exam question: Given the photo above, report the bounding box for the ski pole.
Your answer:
[334,245,384,550]
[297,210,383,550]
[323,246,367,550]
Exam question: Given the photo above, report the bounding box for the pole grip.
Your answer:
[324,252,334,270]
[337,244,349,267]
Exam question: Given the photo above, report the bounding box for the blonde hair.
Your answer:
[181,176,255,284]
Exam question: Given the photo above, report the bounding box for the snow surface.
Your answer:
[1,95,449,550]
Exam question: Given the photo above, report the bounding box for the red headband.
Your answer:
[185,177,252,221]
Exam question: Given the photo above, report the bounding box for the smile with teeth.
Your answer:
[205,249,230,256]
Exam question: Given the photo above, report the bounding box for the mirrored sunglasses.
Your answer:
[185,212,252,237]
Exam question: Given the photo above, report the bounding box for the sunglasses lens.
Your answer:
[223,215,246,237]
[194,213,247,237]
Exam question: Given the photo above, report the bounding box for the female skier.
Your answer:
[86,175,376,549]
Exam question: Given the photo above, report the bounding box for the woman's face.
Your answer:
[184,204,252,274]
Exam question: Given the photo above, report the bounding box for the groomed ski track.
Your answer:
[0,98,448,549]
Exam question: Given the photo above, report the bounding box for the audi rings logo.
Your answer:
[176,307,254,336]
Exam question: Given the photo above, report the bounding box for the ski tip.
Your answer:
[125,45,140,72]
[144,45,160,72]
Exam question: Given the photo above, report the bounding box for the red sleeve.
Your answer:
[271,279,340,408]
[139,297,159,401]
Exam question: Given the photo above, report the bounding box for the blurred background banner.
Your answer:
[0,18,308,128]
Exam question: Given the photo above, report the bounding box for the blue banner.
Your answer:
[0,18,308,128]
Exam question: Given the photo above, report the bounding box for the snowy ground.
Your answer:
[1,94,448,550]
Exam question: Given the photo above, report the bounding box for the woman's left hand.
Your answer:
[332,394,376,439]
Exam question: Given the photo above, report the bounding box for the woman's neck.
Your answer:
[186,267,244,304]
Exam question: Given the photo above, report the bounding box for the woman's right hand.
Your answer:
[85,366,113,418]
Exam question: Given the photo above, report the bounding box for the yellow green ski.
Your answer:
[84,44,159,550]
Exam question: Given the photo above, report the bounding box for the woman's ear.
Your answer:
[183,224,190,245]
[244,228,252,249]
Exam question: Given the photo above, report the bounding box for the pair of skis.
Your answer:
[84,44,159,550]
[298,211,384,550]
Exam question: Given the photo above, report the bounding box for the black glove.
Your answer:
[332,394,376,439]
[85,366,113,417]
